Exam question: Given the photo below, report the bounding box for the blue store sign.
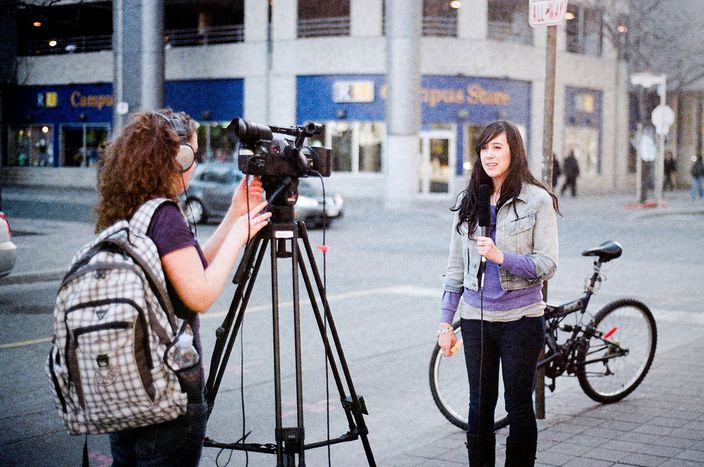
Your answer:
[297,74,531,126]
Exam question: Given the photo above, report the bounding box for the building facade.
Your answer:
[3,0,631,199]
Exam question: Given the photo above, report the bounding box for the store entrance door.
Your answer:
[419,130,455,196]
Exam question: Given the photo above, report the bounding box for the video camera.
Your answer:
[227,118,332,219]
[228,118,331,179]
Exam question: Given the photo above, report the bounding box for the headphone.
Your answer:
[154,111,196,172]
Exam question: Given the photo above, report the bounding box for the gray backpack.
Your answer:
[46,199,193,435]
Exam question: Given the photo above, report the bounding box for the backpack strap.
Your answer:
[124,198,183,335]
[130,198,176,236]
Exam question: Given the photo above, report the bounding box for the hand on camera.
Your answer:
[438,326,458,357]
[475,235,504,265]
[231,200,271,246]
[232,176,265,217]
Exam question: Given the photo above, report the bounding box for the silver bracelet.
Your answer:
[437,327,453,336]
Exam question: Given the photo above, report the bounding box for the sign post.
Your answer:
[529,0,567,420]
[631,73,670,207]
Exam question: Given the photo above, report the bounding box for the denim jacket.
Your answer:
[443,183,558,293]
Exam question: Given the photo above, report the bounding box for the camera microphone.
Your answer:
[477,184,491,289]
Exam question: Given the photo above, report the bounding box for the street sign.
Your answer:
[529,0,568,27]
[651,104,674,135]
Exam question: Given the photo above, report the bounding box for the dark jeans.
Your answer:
[109,401,208,466]
[461,316,545,443]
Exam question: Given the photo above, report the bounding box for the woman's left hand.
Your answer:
[475,236,504,265]
[232,176,265,217]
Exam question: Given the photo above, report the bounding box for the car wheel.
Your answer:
[185,198,206,224]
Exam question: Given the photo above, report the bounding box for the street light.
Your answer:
[630,72,671,207]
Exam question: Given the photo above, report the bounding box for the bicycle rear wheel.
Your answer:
[429,322,469,430]
[428,321,508,431]
[577,299,657,403]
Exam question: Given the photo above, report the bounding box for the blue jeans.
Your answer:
[691,176,704,199]
[109,401,208,466]
[461,316,545,442]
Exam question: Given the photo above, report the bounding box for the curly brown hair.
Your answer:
[95,109,196,231]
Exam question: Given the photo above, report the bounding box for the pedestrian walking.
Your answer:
[95,109,271,466]
[560,150,580,197]
[552,155,561,189]
[438,120,560,466]
[691,155,704,200]
[663,150,677,191]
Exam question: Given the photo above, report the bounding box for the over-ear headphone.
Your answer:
[154,111,195,172]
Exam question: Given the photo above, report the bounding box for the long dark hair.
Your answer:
[452,120,560,234]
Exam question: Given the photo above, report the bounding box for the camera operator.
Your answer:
[95,108,271,466]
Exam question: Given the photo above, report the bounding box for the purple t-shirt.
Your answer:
[440,205,542,323]
[146,202,208,401]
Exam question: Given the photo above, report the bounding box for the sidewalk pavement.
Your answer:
[2,187,704,466]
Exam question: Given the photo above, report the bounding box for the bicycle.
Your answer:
[429,240,657,431]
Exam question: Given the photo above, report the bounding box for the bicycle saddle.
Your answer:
[581,240,622,262]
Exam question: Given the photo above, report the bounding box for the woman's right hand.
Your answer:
[438,326,458,357]
[231,200,272,245]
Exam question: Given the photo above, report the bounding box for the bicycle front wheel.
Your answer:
[577,299,657,403]
[429,322,468,430]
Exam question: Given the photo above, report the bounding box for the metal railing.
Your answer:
[18,24,245,56]
[381,16,458,37]
[164,24,244,47]
[297,16,351,38]
[422,16,458,37]
[19,34,112,56]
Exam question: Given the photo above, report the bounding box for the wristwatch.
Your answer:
[437,327,453,336]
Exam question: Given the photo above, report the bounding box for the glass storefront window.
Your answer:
[563,126,600,176]
[61,125,110,167]
[197,122,236,162]
[320,121,384,174]
[331,125,353,172]
[358,122,383,172]
[8,125,55,167]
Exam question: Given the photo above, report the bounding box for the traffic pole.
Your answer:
[536,24,557,421]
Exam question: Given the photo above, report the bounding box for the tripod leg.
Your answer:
[270,237,285,467]
[297,222,377,466]
[291,230,307,466]
[205,234,269,408]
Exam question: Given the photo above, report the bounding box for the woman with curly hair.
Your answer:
[437,120,559,466]
[97,109,271,466]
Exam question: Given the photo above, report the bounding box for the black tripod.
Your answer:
[203,205,376,467]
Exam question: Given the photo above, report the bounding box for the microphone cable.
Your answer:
[308,170,332,467]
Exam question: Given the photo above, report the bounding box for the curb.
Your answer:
[0,269,66,286]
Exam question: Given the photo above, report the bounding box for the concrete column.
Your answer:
[384,0,422,209]
[272,0,297,42]
[458,0,487,40]
[245,0,269,43]
[351,0,383,37]
[113,0,164,134]
[244,0,270,123]
[141,0,164,111]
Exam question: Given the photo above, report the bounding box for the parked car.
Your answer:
[0,212,17,278]
[184,161,344,227]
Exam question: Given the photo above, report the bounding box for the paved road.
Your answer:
[1,186,703,466]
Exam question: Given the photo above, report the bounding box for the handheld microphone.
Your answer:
[477,184,491,289]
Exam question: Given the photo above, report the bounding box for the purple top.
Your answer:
[147,202,208,400]
[440,205,543,323]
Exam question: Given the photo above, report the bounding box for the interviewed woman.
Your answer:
[438,121,559,466]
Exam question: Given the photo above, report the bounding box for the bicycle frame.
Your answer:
[541,257,628,389]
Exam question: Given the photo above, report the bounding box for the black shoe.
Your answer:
[466,433,496,467]
[504,438,537,467]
